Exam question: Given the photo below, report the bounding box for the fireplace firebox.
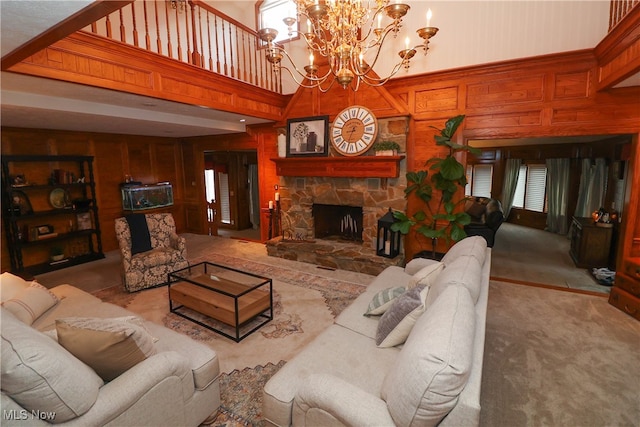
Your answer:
[312,204,363,242]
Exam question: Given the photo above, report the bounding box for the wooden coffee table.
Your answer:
[168,262,272,342]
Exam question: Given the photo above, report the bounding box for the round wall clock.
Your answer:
[330,105,378,156]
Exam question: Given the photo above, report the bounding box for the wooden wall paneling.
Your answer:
[127,141,154,184]
[594,4,640,90]
[10,32,288,122]
[466,74,545,108]
[256,125,280,242]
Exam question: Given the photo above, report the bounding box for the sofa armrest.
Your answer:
[169,233,187,254]
[71,351,194,426]
[292,374,394,427]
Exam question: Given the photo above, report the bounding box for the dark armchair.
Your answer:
[463,197,504,247]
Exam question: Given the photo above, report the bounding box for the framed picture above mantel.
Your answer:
[286,115,329,157]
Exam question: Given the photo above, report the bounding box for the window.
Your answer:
[258,0,298,44]
[512,164,547,212]
[465,164,493,198]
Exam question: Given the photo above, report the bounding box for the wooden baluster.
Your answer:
[229,23,235,78]
[143,0,150,50]
[259,41,265,89]
[197,6,204,67]
[131,3,139,47]
[253,36,259,86]
[185,2,193,65]
[242,31,248,83]
[105,13,112,39]
[119,9,126,43]
[91,22,97,33]
[215,15,221,74]
[154,0,162,55]
[221,20,228,76]
[206,11,213,71]
[175,4,182,62]
[165,1,173,59]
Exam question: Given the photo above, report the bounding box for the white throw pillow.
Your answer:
[0,272,32,303]
[2,282,59,325]
[1,308,103,423]
[407,261,444,290]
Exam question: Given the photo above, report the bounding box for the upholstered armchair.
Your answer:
[115,213,188,292]
[463,197,505,247]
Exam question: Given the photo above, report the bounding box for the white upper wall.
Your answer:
[218,0,610,94]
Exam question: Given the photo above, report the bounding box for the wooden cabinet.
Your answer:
[569,217,613,268]
[1,155,104,276]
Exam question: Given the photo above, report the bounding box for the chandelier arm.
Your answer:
[273,46,335,83]
[278,64,329,89]
[352,25,404,76]
[359,6,398,50]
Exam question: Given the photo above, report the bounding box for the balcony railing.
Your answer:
[83,0,282,93]
[609,0,639,30]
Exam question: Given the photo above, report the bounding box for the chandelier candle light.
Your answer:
[258,0,438,91]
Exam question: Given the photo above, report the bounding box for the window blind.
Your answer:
[525,165,547,212]
[471,164,493,198]
[218,172,231,224]
[512,165,527,208]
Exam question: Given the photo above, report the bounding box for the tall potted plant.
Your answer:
[391,115,479,258]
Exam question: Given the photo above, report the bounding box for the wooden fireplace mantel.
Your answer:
[271,155,405,178]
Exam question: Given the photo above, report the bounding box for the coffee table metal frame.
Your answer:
[168,261,273,342]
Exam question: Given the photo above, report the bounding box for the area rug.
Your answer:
[94,253,365,426]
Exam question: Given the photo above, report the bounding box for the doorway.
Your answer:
[203,151,261,241]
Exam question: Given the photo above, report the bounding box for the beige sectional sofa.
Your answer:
[1,275,220,426]
[263,236,490,426]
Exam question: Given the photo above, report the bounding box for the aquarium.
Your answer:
[121,183,174,211]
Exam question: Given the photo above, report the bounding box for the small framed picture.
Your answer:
[35,224,54,237]
[286,115,329,157]
[76,212,92,230]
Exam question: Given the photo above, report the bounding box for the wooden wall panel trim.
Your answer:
[414,86,459,114]
[466,75,545,108]
[594,4,640,89]
[10,32,287,121]
[1,1,134,70]
[553,70,592,99]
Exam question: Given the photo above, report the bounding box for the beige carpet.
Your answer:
[491,223,611,294]
[481,280,640,427]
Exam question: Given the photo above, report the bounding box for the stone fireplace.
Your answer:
[266,117,410,274]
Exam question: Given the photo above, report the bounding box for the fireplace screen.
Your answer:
[312,204,363,241]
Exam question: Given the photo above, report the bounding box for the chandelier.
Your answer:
[258,0,438,92]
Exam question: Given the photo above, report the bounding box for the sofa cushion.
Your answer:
[0,272,33,302]
[56,316,157,381]
[407,261,444,289]
[376,285,428,348]
[2,282,59,325]
[130,247,183,269]
[441,235,487,267]
[428,255,483,305]
[381,285,475,427]
[364,286,406,316]
[1,308,103,423]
